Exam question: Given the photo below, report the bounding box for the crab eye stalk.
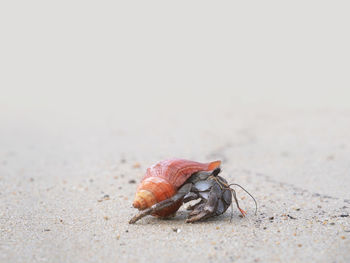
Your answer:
[212,168,221,177]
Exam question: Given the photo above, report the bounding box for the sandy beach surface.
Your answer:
[1,2,350,262]
[1,97,350,263]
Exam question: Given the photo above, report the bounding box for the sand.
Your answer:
[1,102,350,263]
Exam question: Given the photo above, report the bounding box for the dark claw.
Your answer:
[186,210,211,223]
[216,199,225,215]
[186,184,222,223]
[223,189,232,205]
[188,202,206,216]
[183,192,198,203]
[186,200,204,211]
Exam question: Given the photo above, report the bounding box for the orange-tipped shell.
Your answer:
[132,190,157,210]
[133,177,176,210]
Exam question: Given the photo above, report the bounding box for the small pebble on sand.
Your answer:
[133,162,141,168]
[172,228,181,233]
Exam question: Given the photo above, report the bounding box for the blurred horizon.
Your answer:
[1,1,350,128]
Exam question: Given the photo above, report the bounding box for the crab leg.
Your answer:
[129,183,192,224]
[231,188,247,217]
[186,184,222,223]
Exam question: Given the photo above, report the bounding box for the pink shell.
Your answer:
[140,159,221,190]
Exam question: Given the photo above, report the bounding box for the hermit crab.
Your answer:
[129,159,257,224]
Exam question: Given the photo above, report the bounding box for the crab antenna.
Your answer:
[229,183,258,215]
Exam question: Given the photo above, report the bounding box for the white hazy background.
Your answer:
[1,1,349,126]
